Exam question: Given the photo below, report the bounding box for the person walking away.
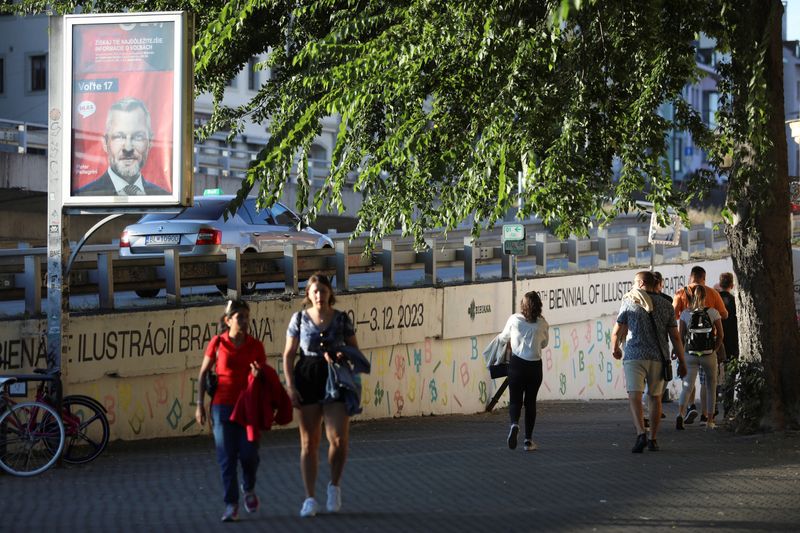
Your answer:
[498,291,549,452]
[717,272,739,415]
[612,271,686,453]
[652,271,674,408]
[672,265,728,423]
[676,285,724,430]
[282,273,361,517]
[196,299,268,522]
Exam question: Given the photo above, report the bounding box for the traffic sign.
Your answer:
[502,223,525,242]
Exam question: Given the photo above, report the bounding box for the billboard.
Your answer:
[61,12,193,206]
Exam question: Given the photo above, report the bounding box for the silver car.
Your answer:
[120,195,333,296]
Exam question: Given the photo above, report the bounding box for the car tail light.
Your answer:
[120,230,130,248]
[196,227,221,245]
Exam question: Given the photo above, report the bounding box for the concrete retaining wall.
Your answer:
[0,258,734,440]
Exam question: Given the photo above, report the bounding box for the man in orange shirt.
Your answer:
[672,265,728,424]
[673,266,729,321]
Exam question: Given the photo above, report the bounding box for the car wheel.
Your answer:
[135,289,160,298]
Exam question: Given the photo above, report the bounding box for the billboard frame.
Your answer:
[60,11,193,207]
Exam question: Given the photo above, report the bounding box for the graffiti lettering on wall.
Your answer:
[357,335,490,420]
[539,315,623,400]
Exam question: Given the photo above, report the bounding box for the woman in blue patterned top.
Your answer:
[282,273,359,518]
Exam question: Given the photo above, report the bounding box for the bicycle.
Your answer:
[0,375,65,476]
[2,369,110,466]
[31,368,110,465]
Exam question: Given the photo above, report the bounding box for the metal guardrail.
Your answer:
[0,118,342,185]
[0,220,760,316]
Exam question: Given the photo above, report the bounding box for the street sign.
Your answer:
[502,223,526,255]
[502,223,525,242]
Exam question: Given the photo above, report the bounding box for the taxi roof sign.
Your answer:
[203,188,224,196]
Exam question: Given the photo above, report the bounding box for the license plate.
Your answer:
[145,234,180,246]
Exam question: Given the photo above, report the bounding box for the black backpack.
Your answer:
[684,288,715,352]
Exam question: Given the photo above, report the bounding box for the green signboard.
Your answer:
[502,223,526,255]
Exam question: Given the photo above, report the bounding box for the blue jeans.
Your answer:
[212,404,260,504]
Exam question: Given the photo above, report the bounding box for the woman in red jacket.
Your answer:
[196,299,265,522]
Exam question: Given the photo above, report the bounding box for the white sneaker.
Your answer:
[326,483,342,512]
[300,497,320,517]
[523,439,538,451]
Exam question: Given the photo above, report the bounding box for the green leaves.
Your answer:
[20,0,755,250]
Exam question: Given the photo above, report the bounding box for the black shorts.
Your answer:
[294,356,343,406]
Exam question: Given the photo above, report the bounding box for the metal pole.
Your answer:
[486,253,517,412]
[46,16,67,373]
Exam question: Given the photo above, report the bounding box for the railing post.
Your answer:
[225,248,242,300]
[501,252,512,279]
[597,229,609,269]
[24,255,41,315]
[164,249,181,306]
[463,237,476,283]
[381,238,395,288]
[567,234,580,271]
[335,240,349,291]
[535,233,548,275]
[680,227,690,261]
[627,228,639,266]
[18,123,28,154]
[704,221,714,256]
[97,253,115,310]
[653,243,665,265]
[284,243,298,294]
[424,238,437,285]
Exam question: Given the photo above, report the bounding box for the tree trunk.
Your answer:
[726,0,800,430]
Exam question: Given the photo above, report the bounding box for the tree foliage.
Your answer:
[10,0,722,248]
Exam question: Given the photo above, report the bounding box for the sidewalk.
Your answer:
[2,400,799,532]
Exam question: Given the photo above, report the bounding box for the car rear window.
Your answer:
[139,201,229,222]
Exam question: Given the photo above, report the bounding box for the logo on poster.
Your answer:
[467,300,492,321]
[78,101,96,118]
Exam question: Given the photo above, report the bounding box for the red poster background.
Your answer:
[70,23,175,194]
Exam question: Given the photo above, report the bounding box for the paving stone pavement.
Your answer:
[2,400,799,532]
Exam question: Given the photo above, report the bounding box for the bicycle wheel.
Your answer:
[0,401,65,476]
[60,395,110,464]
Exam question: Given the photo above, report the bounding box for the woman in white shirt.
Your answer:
[499,291,549,451]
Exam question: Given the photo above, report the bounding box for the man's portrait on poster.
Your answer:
[75,97,169,196]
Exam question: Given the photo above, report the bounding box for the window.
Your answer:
[271,203,299,226]
[703,91,719,129]
[30,54,47,92]
[673,137,683,173]
[243,198,275,225]
[247,57,259,91]
[225,75,236,88]
[0,57,4,95]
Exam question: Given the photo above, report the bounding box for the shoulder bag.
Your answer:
[204,335,221,398]
[646,310,673,382]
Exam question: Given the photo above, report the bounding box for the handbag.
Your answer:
[204,364,218,398]
[647,311,673,382]
[489,341,512,379]
[203,335,221,398]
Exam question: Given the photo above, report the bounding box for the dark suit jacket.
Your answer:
[74,171,170,196]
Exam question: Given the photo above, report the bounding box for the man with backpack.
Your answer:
[676,285,724,429]
[672,266,728,424]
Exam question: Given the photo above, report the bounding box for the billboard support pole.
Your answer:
[46,16,68,374]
